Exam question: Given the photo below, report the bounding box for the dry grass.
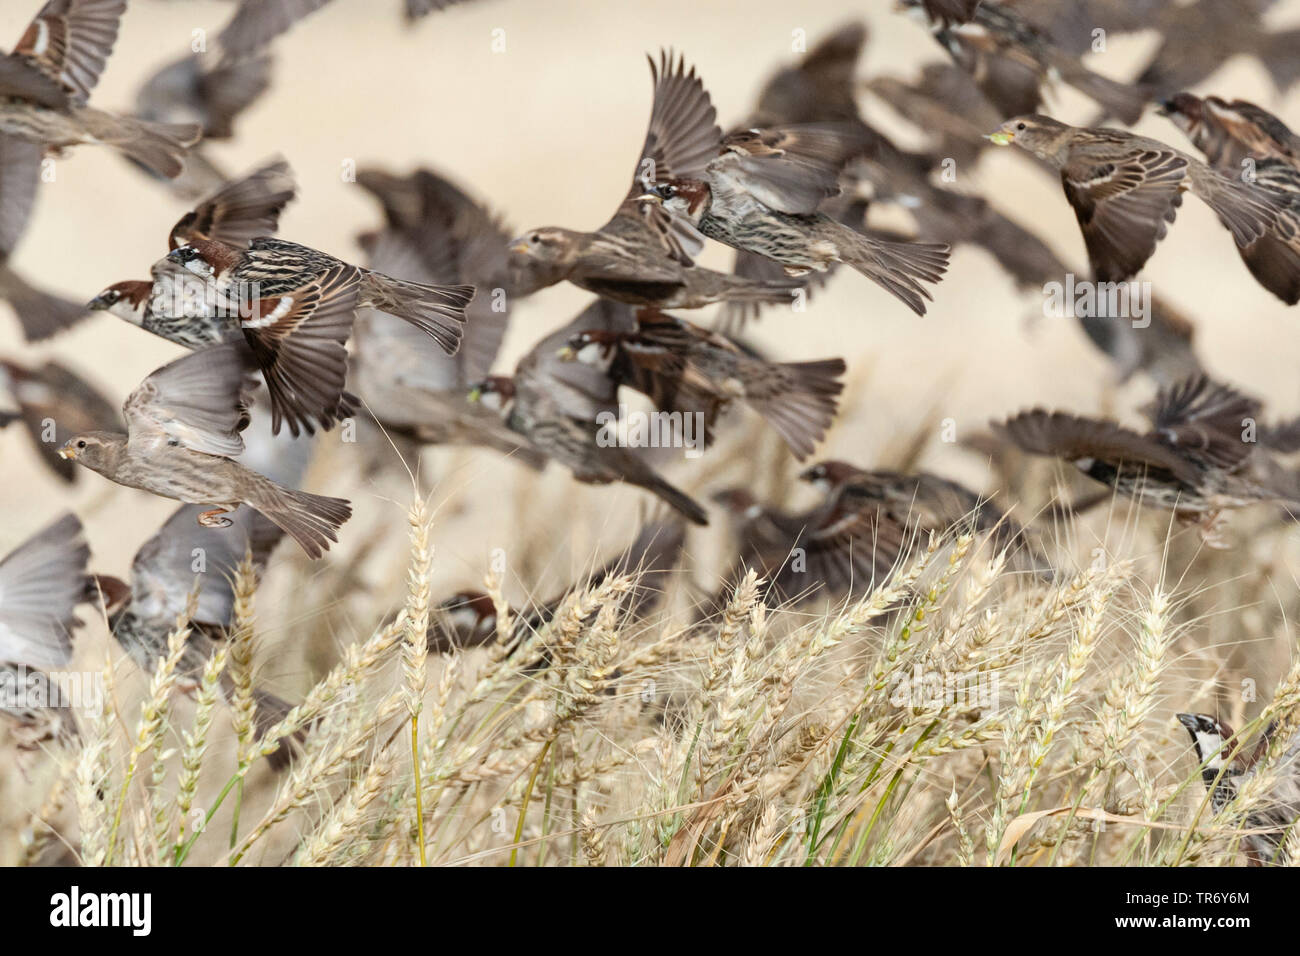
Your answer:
[5,426,1300,867]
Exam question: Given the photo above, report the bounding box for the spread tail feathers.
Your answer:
[828,221,950,315]
[76,108,201,179]
[748,358,846,460]
[248,479,352,559]
[361,272,473,355]
[633,472,708,526]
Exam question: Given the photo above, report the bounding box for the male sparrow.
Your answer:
[559,307,845,461]
[0,0,200,178]
[56,342,351,558]
[641,124,951,315]
[509,51,803,311]
[994,375,1300,538]
[1177,712,1299,865]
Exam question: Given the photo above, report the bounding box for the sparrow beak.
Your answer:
[1155,99,1175,117]
[57,444,76,460]
[636,192,663,204]
[1176,713,1200,733]
[509,242,530,255]
[86,293,111,311]
[467,386,482,403]
[984,129,1014,146]
[556,346,576,361]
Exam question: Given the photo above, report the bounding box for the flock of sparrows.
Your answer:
[2,0,1300,858]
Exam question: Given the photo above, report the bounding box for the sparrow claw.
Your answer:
[197,508,234,529]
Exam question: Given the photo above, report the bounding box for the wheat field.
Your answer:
[3,0,1300,867]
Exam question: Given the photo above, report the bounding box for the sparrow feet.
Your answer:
[1196,512,1231,549]
[197,508,234,529]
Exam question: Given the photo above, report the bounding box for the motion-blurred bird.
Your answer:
[0,356,120,483]
[0,0,200,177]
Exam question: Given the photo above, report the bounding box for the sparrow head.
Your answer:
[508,228,580,264]
[90,574,132,615]
[985,115,1073,161]
[558,330,620,367]
[430,590,498,651]
[57,432,125,473]
[799,460,863,494]
[468,376,515,415]
[638,179,711,222]
[1157,92,1204,132]
[1177,712,1235,770]
[87,280,152,323]
[166,238,238,278]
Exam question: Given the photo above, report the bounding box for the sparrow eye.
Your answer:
[529,233,540,244]
[76,440,86,449]
[661,184,676,198]
[1016,122,1026,131]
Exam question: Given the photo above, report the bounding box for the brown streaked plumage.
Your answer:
[988,114,1293,288]
[56,343,352,559]
[509,50,803,311]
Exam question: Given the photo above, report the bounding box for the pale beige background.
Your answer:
[3,0,1300,619]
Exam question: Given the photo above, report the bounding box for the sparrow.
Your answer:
[469,300,709,526]
[55,342,352,559]
[902,0,1151,123]
[430,516,686,653]
[349,218,541,468]
[214,0,336,63]
[0,133,88,340]
[0,512,98,750]
[1159,93,1300,305]
[0,356,120,483]
[711,481,909,607]
[108,500,307,769]
[865,62,1005,171]
[160,236,473,432]
[127,50,273,197]
[1134,1,1300,103]
[88,156,299,348]
[1002,0,1165,56]
[509,51,803,311]
[986,115,1295,288]
[799,459,1053,577]
[0,0,201,178]
[1177,712,1299,866]
[994,375,1300,538]
[917,0,983,28]
[642,124,951,315]
[558,307,845,461]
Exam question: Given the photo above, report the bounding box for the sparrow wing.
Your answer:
[1,358,121,483]
[515,299,635,421]
[240,264,360,436]
[710,124,868,214]
[766,494,907,601]
[1141,375,1260,469]
[216,0,335,60]
[124,342,253,457]
[0,512,88,671]
[1061,142,1190,282]
[128,503,282,630]
[0,134,42,258]
[13,0,125,105]
[169,157,296,251]
[0,52,69,107]
[994,409,1202,484]
[620,50,721,265]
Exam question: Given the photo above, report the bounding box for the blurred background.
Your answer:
[3,0,1300,721]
